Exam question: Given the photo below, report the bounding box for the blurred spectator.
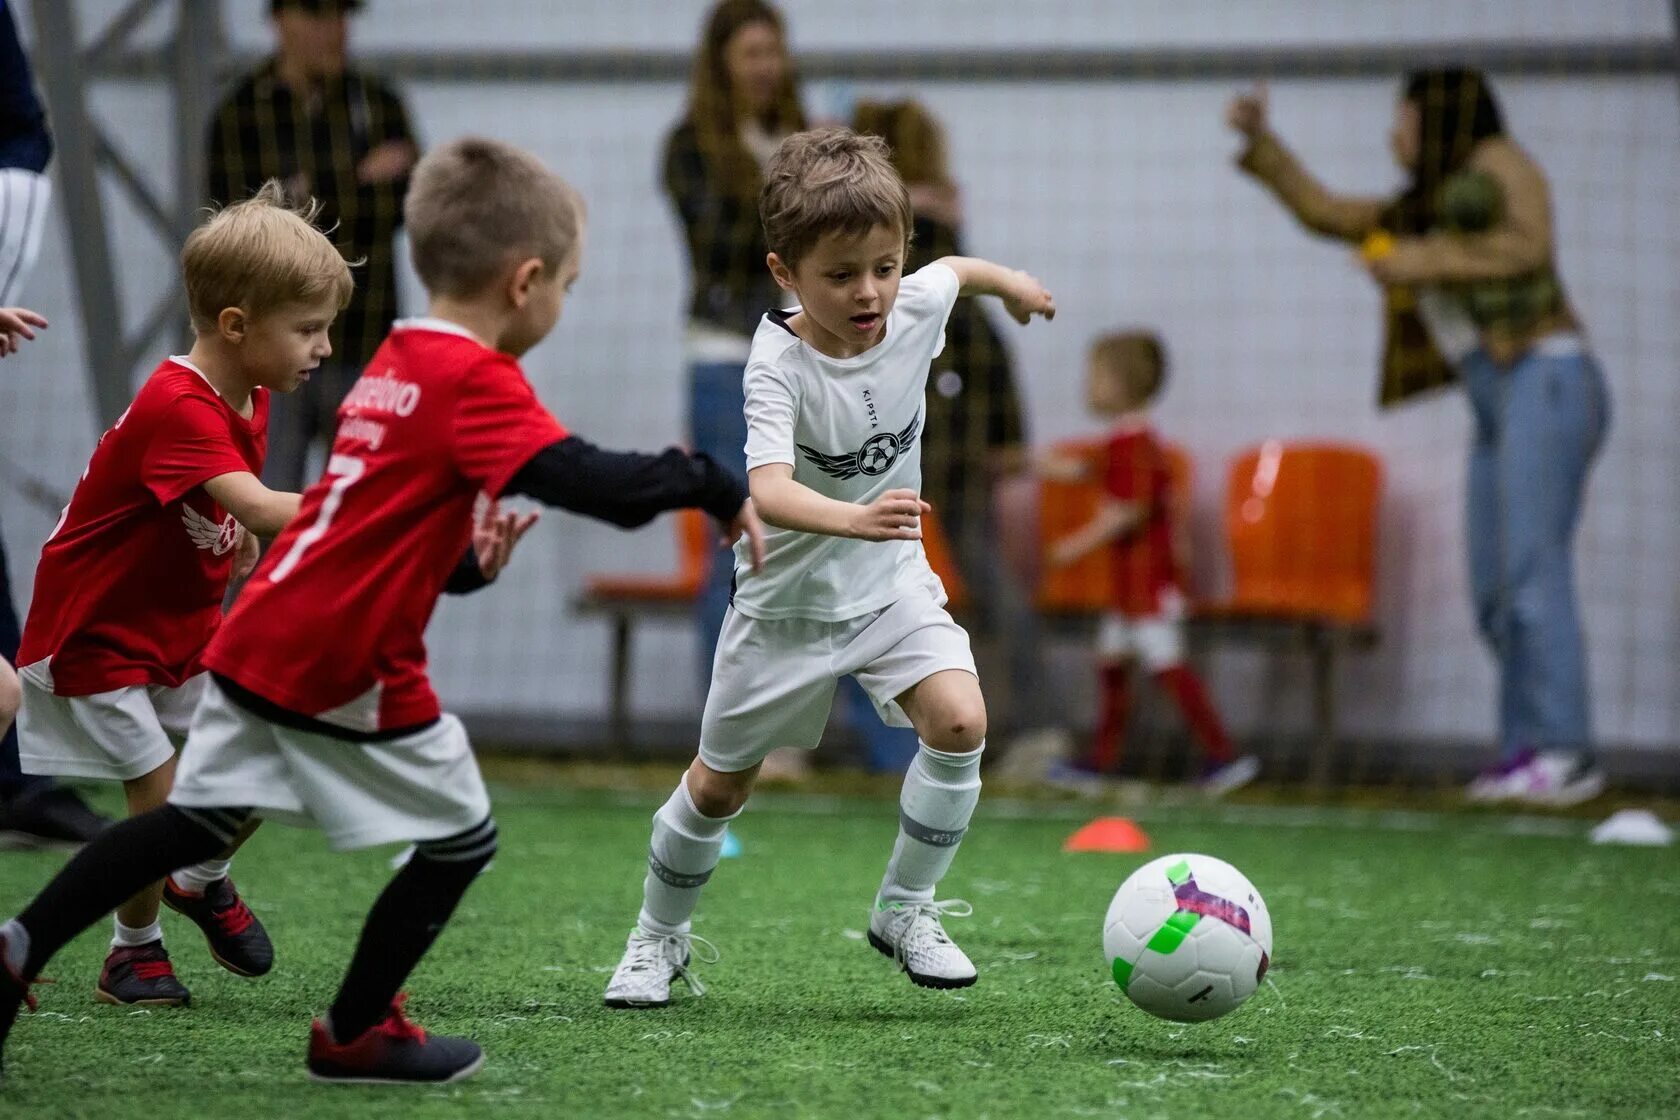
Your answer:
[852,98,1052,769]
[1228,69,1609,806]
[1043,332,1257,794]
[207,0,417,490]
[0,0,111,846]
[664,0,806,682]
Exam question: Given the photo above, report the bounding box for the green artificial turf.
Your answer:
[1,782,1675,1119]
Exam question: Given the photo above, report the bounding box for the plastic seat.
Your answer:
[1207,441,1381,626]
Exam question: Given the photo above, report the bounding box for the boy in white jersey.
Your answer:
[606,128,1054,1005]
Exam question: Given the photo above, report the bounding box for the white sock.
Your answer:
[170,858,232,895]
[638,776,737,936]
[878,741,983,906]
[0,918,29,976]
[112,917,163,949]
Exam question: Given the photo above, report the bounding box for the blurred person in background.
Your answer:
[852,99,1053,773]
[1228,69,1608,806]
[207,0,418,491]
[665,0,806,683]
[0,0,112,847]
[1043,332,1257,795]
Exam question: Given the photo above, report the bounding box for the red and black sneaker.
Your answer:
[307,994,484,1085]
[163,877,274,978]
[0,930,45,1082]
[95,940,190,1007]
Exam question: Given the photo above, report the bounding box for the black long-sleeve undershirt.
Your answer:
[503,436,746,528]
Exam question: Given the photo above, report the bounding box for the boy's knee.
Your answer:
[922,704,987,754]
[686,766,753,819]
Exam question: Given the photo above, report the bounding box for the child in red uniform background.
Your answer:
[1046,332,1257,794]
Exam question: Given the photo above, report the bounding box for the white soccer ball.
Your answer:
[1103,853,1272,1022]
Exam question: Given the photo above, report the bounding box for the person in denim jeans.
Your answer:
[1228,68,1609,805]
[663,1,805,685]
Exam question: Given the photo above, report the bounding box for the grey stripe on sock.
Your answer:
[899,809,967,848]
[420,836,498,863]
[421,820,496,854]
[647,850,713,889]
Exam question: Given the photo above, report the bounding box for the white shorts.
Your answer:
[168,678,491,852]
[699,581,977,773]
[1097,604,1186,673]
[0,168,52,305]
[17,671,205,781]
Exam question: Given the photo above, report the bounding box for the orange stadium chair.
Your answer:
[1194,440,1383,783]
[920,504,968,612]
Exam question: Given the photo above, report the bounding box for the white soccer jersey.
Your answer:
[733,261,962,622]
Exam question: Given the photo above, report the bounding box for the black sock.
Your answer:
[328,819,497,1042]
[17,804,235,975]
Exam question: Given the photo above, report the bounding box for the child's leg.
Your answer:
[1087,660,1132,773]
[639,760,756,935]
[879,669,986,906]
[325,817,497,1043]
[2,803,240,980]
[1153,664,1233,764]
[113,755,179,940]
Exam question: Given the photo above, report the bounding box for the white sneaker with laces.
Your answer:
[602,926,718,1009]
[868,899,977,990]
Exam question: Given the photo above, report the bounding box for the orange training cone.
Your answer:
[1062,817,1151,853]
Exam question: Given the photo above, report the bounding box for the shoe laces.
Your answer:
[625,929,720,998]
[131,958,176,982]
[885,899,973,962]
[375,992,428,1045]
[212,895,256,938]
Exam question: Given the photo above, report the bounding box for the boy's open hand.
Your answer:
[1001,272,1055,325]
[232,527,261,580]
[1226,83,1270,141]
[721,499,767,574]
[472,499,541,581]
[850,488,932,542]
[0,307,47,358]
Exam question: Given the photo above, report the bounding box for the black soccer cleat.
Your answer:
[163,877,274,977]
[307,994,484,1085]
[95,941,190,1007]
[0,785,112,850]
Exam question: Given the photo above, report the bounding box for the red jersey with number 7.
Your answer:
[16,358,267,696]
[203,319,567,732]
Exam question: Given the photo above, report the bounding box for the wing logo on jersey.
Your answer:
[181,504,242,556]
[798,410,921,481]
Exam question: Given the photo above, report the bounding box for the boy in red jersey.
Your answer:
[0,137,763,1086]
[1046,332,1257,793]
[11,186,350,1006]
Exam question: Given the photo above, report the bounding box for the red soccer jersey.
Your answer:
[1103,423,1180,617]
[203,319,568,732]
[17,358,268,695]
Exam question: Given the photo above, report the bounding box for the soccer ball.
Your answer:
[1103,853,1272,1022]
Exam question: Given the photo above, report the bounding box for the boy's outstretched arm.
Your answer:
[749,463,928,542]
[204,472,302,538]
[933,257,1056,324]
[1049,498,1147,568]
[503,436,765,572]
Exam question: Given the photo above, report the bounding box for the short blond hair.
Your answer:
[406,137,584,299]
[183,181,353,333]
[759,127,912,268]
[1090,331,1168,405]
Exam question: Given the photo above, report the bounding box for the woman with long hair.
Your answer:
[1228,69,1609,805]
[665,0,806,675]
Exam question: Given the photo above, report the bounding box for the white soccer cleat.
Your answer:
[1200,755,1261,798]
[602,926,717,1009]
[868,899,978,990]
